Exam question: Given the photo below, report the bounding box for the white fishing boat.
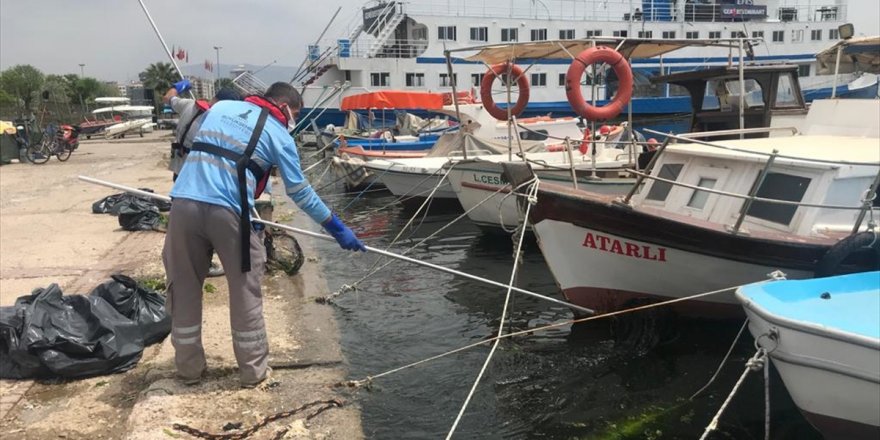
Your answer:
[449,55,812,230]
[104,118,152,139]
[737,272,880,439]
[296,0,870,130]
[508,98,879,317]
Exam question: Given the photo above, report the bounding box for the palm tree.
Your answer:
[141,62,179,110]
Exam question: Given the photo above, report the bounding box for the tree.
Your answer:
[141,62,179,95]
[0,65,44,113]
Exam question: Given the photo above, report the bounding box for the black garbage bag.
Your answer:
[0,302,50,379]
[117,202,162,231]
[90,275,170,345]
[0,284,144,379]
[92,190,171,215]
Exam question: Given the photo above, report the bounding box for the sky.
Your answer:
[1,0,878,83]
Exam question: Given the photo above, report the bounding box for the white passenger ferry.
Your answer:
[296,0,872,129]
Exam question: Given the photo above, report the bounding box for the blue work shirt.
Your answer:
[171,100,331,224]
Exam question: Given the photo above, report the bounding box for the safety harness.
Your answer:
[170,100,209,157]
[190,108,270,273]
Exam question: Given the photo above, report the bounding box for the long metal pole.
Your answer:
[135,0,194,99]
[291,6,343,82]
[443,49,466,159]
[738,38,745,138]
[77,176,594,314]
[214,46,222,85]
[831,45,843,99]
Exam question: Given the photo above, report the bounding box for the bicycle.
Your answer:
[25,124,74,164]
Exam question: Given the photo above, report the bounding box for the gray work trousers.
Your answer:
[162,198,269,385]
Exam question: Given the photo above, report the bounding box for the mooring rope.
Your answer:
[337,278,766,389]
[338,162,396,212]
[689,318,750,400]
[323,181,514,302]
[445,178,539,439]
[699,348,769,440]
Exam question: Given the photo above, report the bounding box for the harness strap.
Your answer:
[172,107,206,155]
[190,142,267,183]
[189,108,269,272]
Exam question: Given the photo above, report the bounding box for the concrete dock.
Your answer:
[0,133,363,439]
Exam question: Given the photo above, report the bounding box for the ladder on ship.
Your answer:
[366,7,404,58]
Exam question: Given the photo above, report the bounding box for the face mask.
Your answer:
[283,105,298,133]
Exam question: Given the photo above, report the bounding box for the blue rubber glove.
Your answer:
[323,214,366,252]
[173,79,191,94]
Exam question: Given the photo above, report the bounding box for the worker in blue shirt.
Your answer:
[162,81,365,388]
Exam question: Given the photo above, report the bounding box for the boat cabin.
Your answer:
[633,100,880,238]
[652,65,808,139]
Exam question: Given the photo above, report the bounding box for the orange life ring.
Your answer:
[578,128,591,155]
[480,62,530,121]
[565,47,633,121]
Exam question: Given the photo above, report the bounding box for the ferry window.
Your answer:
[744,172,811,225]
[558,73,567,86]
[501,28,518,42]
[638,30,653,38]
[775,73,799,108]
[412,27,427,41]
[791,29,804,43]
[662,31,676,39]
[798,64,811,77]
[439,73,457,87]
[730,31,740,39]
[370,72,390,87]
[405,73,424,88]
[687,178,717,210]
[751,31,764,39]
[469,27,488,42]
[530,29,547,41]
[586,30,602,37]
[772,31,784,42]
[646,164,684,201]
[709,31,721,39]
[686,31,699,39]
[559,29,576,40]
[520,129,548,141]
[438,26,457,41]
[613,30,628,38]
[471,73,484,87]
[811,29,822,41]
[531,73,547,87]
[829,29,839,40]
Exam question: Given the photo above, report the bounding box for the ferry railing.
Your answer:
[398,0,843,23]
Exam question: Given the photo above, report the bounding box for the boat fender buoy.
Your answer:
[814,231,880,277]
[480,62,530,121]
[565,47,633,121]
[578,128,591,155]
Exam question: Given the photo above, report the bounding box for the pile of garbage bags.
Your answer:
[0,275,171,379]
[92,190,171,232]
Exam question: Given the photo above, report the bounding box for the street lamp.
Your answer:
[213,46,222,85]
[78,63,85,77]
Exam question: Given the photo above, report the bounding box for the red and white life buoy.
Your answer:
[480,62,530,121]
[565,47,633,121]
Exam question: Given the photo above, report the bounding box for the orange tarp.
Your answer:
[340,91,445,111]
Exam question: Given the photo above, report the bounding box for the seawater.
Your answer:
[303,180,821,439]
